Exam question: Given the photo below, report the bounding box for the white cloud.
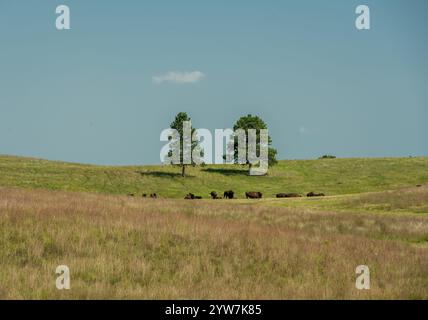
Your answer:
[153,71,205,84]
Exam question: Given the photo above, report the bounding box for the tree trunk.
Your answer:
[181,165,186,177]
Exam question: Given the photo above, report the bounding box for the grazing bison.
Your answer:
[223,190,234,199]
[127,193,135,197]
[307,192,325,197]
[246,191,262,199]
[142,194,147,198]
[276,193,302,198]
[150,193,157,199]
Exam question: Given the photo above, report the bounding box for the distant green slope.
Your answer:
[0,155,427,198]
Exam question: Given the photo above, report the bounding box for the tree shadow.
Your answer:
[136,171,195,178]
[201,168,248,176]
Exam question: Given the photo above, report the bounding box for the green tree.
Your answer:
[167,112,201,177]
[231,114,277,174]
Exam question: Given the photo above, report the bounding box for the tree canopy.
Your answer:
[167,112,201,177]
[231,114,277,174]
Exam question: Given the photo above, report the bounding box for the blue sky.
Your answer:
[0,0,427,165]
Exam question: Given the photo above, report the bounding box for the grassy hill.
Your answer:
[1,155,428,198]
[1,155,428,299]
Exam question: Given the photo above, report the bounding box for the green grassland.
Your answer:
[1,155,428,299]
[1,155,428,199]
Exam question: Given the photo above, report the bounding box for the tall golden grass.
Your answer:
[0,187,427,299]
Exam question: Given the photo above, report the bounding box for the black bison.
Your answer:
[210,191,221,199]
[276,193,302,198]
[184,193,194,200]
[223,190,234,199]
[246,191,262,199]
[307,192,325,197]
[127,193,135,197]
[150,193,157,199]
[142,194,147,198]
[185,193,202,200]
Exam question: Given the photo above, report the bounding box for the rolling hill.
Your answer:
[1,154,428,299]
[0,155,427,198]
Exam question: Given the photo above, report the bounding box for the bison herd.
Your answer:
[207,190,325,200]
[129,193,157,198]
[128,190,325,200]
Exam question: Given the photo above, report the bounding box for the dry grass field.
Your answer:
[1,185,427,299]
